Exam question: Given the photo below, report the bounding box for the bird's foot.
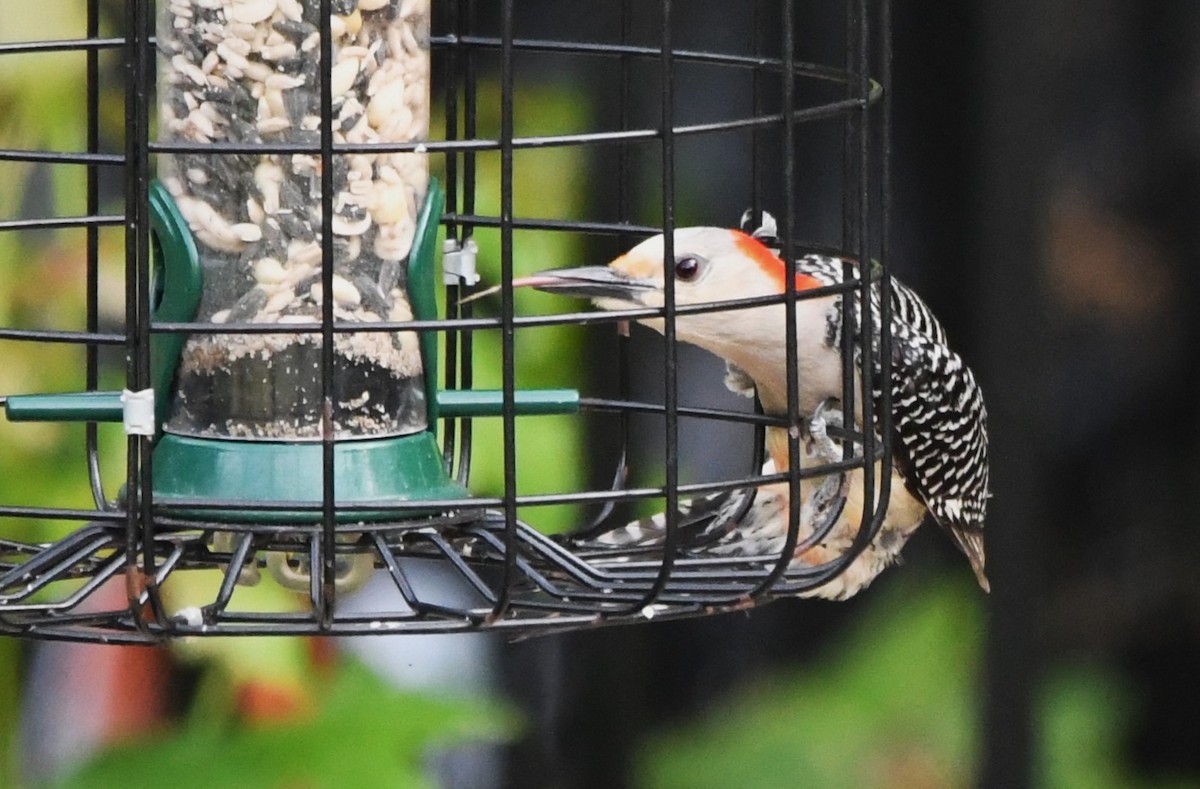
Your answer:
[723,362,757,398]
[739,208,779,244]
[806,398,845,462]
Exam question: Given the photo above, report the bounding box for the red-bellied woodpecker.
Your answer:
[507,217,990,599]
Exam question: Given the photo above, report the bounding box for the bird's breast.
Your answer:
[638,297,845,416]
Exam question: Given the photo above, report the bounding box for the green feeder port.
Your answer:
[2,180,579,523]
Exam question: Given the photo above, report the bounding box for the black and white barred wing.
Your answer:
[888,320,990,587]
[883,277,949,346]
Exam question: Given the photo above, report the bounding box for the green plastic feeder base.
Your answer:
[150,178,470,524]
[152,432,468,523]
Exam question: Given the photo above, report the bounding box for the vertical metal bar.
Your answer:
[454,0,479,487]
[854,0,878,541]
[628,0,678,611]
[461,0,478,228]
[747,0,800,599]
[610,0,634,510]
[617,0,634,226]
[748,0,767,479]
[749,0,763,224]
[308,532,323,616]
[122,0,142,623]
[660,0,678,594]
[85,0,107,510]
[139,0,157,628]
[442,0,460,242]
[489,0,517,620]
[122,0,154,629]
[136,0,157,618]
[872,0,895,539]
[839,0,859,443]
[318,0,337,629]
[440,0,461,474]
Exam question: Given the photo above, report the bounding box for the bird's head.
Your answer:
[523,227,822,310]
[514,227,826,349]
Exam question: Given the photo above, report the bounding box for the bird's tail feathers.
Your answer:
[948,524,989,592]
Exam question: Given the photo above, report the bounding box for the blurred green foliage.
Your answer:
[1038,667,1197,789]
[54,657,516,789]
[637,578,1200,789]
[638,579,980,789]
[1,5,127,788]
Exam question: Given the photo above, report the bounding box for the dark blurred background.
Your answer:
[3,1,1200,788]
[493,2,1200,788]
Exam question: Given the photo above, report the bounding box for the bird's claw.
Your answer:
[739,208,779,243]
[723,362,757,398]
[806,399,844,463]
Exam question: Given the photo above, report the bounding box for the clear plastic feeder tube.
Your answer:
[157,0,431,440]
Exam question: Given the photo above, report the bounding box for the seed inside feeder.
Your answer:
[158,0,432,440]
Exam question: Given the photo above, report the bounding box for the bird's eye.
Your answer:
[674,256,701,281]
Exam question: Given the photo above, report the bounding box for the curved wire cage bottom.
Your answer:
[0,470,884,644]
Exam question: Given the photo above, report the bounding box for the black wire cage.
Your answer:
[0,0,893,643]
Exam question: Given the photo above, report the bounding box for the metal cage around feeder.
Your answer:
[0,0,893,643]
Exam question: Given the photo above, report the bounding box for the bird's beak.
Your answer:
[457,265,657,307]
[518,266,658,303]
